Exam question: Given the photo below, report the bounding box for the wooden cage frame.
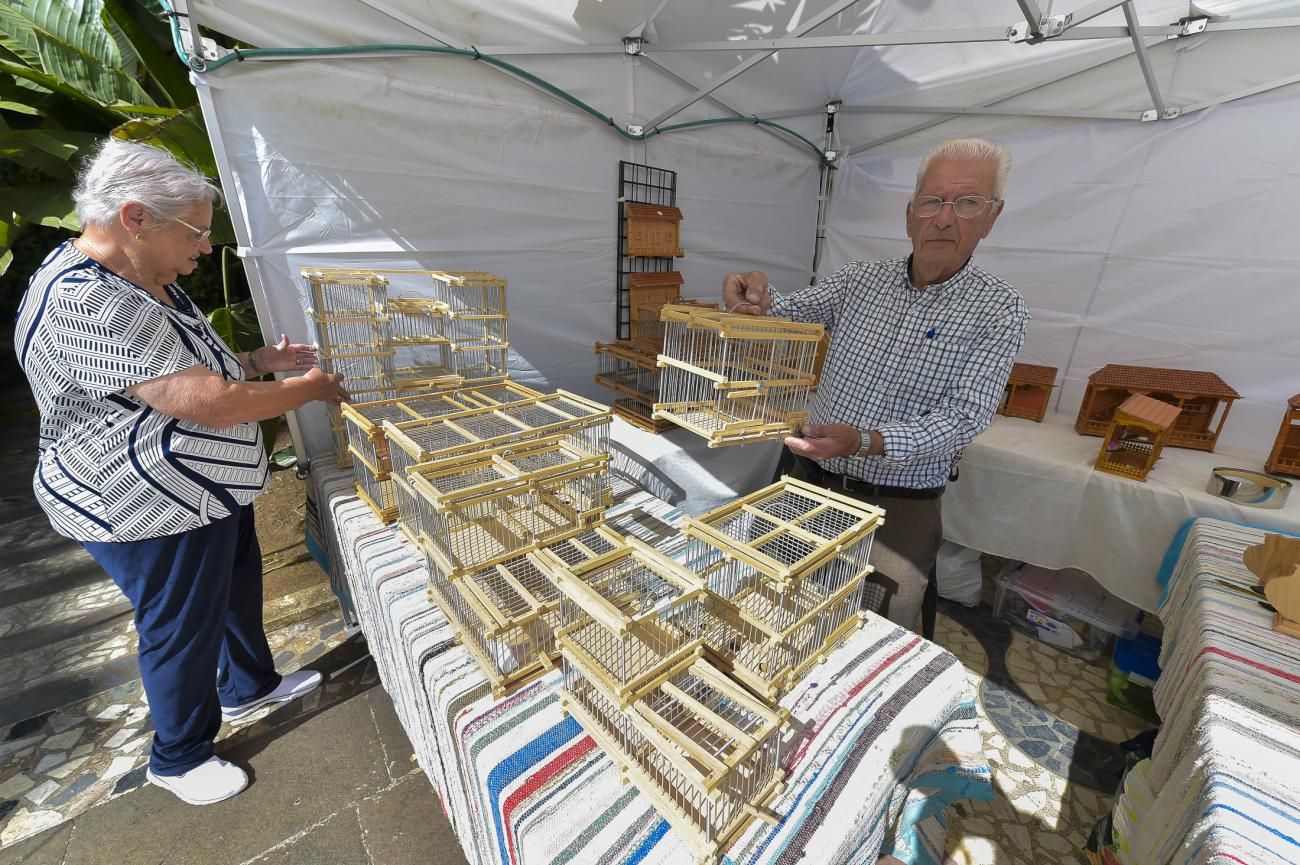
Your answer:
[407,436,610,579]
[448,525,626,697]
[531,535,711,708]
[1076,364,1238,452]
[999,362,1057,423]
[1093,394,1180,482]
[1266,394,1300,478]
[560,654,786,864]
[681,475,885,589]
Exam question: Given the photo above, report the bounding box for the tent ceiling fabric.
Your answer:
[183,0,1300,460]
[190,0,1300,154]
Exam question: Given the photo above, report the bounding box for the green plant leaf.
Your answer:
[112,103,213,174]
[101,0,194,109]
[0,126,96,175]
[0,181,78,229]
[0,0,154,107]
[0,57,125,127]
[207,303,237,351]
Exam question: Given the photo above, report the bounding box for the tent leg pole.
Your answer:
[1123,1,1168,119]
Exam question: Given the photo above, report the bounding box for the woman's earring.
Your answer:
[134,233,144,243]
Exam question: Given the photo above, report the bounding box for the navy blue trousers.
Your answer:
[83,505,280,775]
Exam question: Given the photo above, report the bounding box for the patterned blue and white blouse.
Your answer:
[771,256,1030,489]
[15,241,269,542]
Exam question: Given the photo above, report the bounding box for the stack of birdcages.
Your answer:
[339,382,547,525]
[433,271,510,386]
[534,474,886,864]
[654,305,823,447]
[682,476,885,700]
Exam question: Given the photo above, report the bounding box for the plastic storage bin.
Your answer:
[1107,632,1161,723]
[993,563,1142,661]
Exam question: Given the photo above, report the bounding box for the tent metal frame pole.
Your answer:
[1015,0,1048,39]
[811,103,840,278]
[639,0,872,133]
[843,38,1149,155]
[638,54,819,160]
[1182,71,1300,114]
[838,104,1137,120]
[1122,0,1168,119]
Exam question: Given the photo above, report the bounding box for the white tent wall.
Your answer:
[195,53,820,460]
[822,87,1300,453]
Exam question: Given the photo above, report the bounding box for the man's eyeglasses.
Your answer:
[171,216,212,242]
[911,195,999,219]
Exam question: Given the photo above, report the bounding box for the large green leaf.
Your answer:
[0,56,124,127]
[0,126,96,175]
[113,103,214,174]
[0,181,77,228]
[0,0,154,107]
[101,0,193,109]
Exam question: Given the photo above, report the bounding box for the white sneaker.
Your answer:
[220,669,324,724]
[147,756,248,805]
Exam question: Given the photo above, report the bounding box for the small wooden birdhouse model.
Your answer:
[999,362,1057,422]
[1266,394,1300,478]
[1093,394,1181,482]
[1076,364,1238,452]
[625,203,684,257]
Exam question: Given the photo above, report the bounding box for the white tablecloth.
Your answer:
[943,414,1300,613]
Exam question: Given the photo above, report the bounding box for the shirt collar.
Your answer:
[903,254,975,297]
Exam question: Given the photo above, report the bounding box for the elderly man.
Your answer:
[723,137,1029,635]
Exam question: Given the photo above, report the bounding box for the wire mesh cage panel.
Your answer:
[452,525,626,696]
[409,438,610,578]
[450,344,510,386]
[383,391,612,473]
[561,656,786,864]
[302,270,395,384]
[653,376,810,447]
[535,537,711,707]
[702,568,868,699]
[682,476,884,589]
[353,470,399,525]
[631,298,716,352]
[594,340,661,400]
[385,297,460,389]
[612,396,676,434]
[431,271,507,318]
[446,314,507,350]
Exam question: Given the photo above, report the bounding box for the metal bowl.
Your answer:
[1206,467,1292,509]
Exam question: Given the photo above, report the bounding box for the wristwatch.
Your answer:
[852,428,873,460]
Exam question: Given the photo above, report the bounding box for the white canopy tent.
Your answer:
[171,0,1300,468]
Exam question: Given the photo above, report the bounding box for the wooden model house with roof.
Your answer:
[998,362,1058,422]
[1266,393,1300,478]
[1076,364,1239,452]
[624,203,684,257]
[1093,393,1181,482]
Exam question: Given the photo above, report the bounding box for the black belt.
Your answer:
[795,457,945,500]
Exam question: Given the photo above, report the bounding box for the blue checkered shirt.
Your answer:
[770,256,1029,489]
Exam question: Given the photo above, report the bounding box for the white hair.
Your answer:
[914,137,1012,200]
[73,138,222,229]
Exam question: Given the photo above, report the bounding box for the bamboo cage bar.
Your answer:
[449,525,626,697]
[561,656,786,864]
[409,437,610,579]
[631,298,716,352]
[682,476,884,589]
[430,271,508,318]
[654,306,823,447]
[533,536,713,708]
[382,391,612,478]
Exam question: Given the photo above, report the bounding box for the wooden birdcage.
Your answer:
[682,475,884,591]
[1266,394,1300,478]
[625,203,684,258]
[1076,364,1238,451]
[655,306,822,447]
[1093,393,1180,482]
[631,298,717,352]
[409,437,610,579]
[532,536,711,708]
[448,525,625,697]
[561,654,786,865]
[302,270,394,385]
[628,270,683,308]
[592,339,673,433]
[999,362,1057,423]
[431,271,508,318]
[385,297,462,390]
[449,344,510,386]
[382,391,612,482]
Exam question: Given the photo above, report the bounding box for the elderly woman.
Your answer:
[14,138,348,806]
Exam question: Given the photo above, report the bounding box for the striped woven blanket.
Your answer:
[1110,518,1300,865]
[310,462,992,865]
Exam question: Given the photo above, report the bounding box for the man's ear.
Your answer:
[980,199,1005,239]
[904,200,914,239]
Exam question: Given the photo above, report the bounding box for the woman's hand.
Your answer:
[302,367,349,405]
[249,334,318,375]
